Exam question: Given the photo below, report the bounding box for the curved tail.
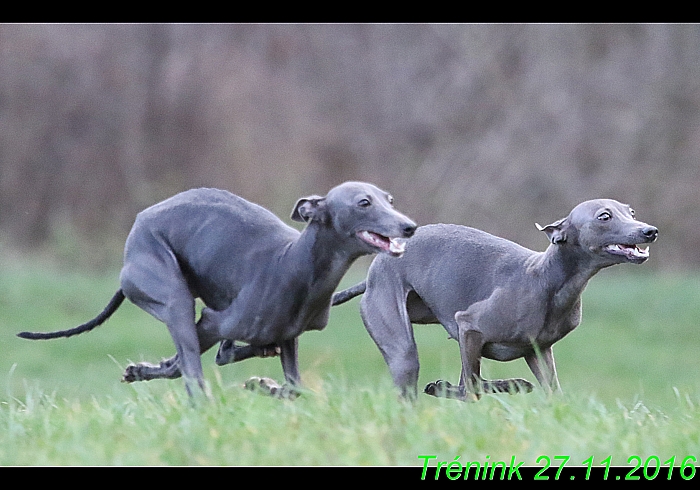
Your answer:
[331,281,367,306]
[17,289,126,340]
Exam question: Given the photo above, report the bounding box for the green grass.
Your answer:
[1,258,699,466]
[3,375,699,466]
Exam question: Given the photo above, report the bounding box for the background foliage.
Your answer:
[0,24,698,269]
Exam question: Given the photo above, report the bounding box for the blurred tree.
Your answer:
[0,24,697,270]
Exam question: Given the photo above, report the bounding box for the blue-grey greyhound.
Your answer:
[332,199,658,401]
[18,182,417,398]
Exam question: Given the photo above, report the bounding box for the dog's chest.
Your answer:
[483,297,581,359]
[219,284,331,344]
[537,299,582,345]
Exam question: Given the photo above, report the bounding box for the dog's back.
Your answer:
[371,224,538,324]
[124,188,299,310]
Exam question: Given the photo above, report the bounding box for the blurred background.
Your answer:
[0,23,698,270]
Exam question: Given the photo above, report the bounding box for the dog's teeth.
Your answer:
[360,231,383,246]
[389,238,406,254]
[358,231,407,255]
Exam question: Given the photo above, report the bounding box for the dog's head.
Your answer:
[537,199,658,266]
[291,182,417,258]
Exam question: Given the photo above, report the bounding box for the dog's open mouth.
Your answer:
[357,231,407,257]
[604,243,650,262]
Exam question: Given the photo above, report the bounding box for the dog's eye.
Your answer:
[387,194,394,205]
[597,212,612,221]
[358,198,371,208]
[630,208,636,218]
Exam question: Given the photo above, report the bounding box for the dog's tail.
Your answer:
[17,289,126,340]
[331,281,367,306]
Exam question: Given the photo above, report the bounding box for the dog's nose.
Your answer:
[642,226,658,241]
[402,223,417,238]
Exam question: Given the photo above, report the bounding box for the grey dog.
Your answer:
[332,199,658,401]
[18,182,417,397]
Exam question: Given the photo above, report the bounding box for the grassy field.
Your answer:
[1,257,699,466]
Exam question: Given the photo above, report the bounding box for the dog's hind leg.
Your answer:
[119,252,208,397]
[123,306,226,385]
[360,275,419,400]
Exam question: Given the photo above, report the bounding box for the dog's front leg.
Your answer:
[123,355,181,383]
[278,337,303,399]
[244,337,301,400]
[525,345,562,394]
[215,340,281,365]
[457,327,485,402]
[280,337,301,386]
[425,312,483,401]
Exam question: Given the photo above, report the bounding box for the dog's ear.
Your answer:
[536,218,568,244]
[291,195,326,223]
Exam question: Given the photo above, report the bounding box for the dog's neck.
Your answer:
[282,223,360,300]
[536,243,603,311]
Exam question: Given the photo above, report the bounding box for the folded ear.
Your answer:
[291,195,326,223]
[535,217,568,244]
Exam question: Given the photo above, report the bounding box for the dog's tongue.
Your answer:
[359,231,406,256]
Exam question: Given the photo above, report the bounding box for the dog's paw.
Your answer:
[216,342,281,365]
[122,358,181,383]
[122,364,143,383]
[424,380,481,402]
[215,340,236,366]
[254,344,281,358]
[515,378,535,393]
[243,376,300,400]
[424,380,473,400]
[424,379,449,397]
[484,378,534,394]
